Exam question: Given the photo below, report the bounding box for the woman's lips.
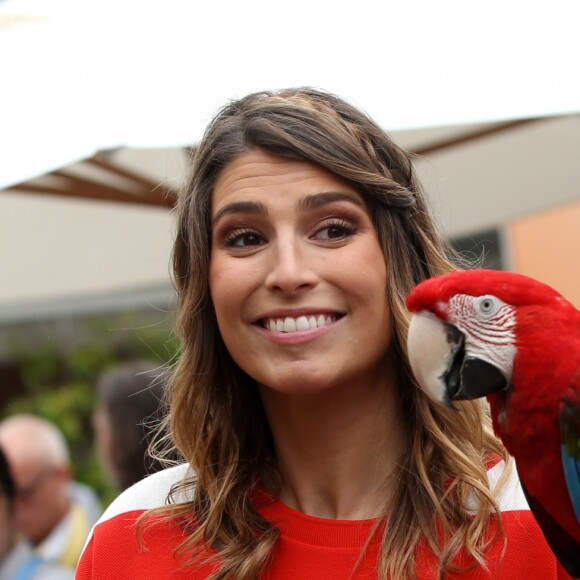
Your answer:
[252,312,345,344]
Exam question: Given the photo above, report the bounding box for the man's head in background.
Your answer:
[0,445,17,560]
[0,414,71,546]
[93,360,169,491]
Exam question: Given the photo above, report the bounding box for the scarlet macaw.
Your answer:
[405,269,580,577]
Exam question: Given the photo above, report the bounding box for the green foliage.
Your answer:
[1,312,180,508]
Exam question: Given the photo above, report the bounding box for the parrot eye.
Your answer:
[476,295,499,316]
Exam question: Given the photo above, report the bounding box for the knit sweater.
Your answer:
[76,461,571,579]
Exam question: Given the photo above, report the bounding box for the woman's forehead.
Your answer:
[212,150,360,213]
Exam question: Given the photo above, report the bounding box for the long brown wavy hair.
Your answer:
[147,88,508,579]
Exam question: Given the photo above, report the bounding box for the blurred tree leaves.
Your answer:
[1,312,179,508]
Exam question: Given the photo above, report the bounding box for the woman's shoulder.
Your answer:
[483,457,529,513]
[76,464,210,579]
[462,456,528,515]
[96,463,193,529]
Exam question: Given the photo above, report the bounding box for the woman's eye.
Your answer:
[314,221,357,241]
[225,230,265,248]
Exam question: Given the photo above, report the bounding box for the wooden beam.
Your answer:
[412,118,540,156]
[56,170,175,206]
[7,172,176,207]
[85,153,172,193]
[7,182,76,197]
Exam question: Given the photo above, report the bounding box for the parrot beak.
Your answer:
[407,311,509,408]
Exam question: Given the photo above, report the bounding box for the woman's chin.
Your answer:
[256,370,352,399]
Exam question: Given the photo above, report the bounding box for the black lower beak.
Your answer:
[441,324,465,405]
[450,357,509,401]
[440,324,508,405]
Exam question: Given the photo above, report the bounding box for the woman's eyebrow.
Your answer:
[212,200,268,226]
[212,191,362,226]
[299,191,364,212]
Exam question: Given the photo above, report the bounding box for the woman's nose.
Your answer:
[264,239,318,295]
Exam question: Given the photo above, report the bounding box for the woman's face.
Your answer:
[209,149,393,395]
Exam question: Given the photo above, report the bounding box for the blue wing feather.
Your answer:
[560,369,580,526]
[561,444,580,524]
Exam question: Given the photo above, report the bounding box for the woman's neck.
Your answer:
[259,366,405,520]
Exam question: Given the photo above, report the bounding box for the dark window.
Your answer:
[451,228,504,270]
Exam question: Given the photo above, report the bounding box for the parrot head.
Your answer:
[405,269,564,407]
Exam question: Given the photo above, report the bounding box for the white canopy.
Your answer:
[0,0,579,321]
[1,0,579,188]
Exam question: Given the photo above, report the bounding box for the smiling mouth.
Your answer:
[259,314,343,333]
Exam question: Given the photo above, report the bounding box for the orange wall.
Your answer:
[508,199,580,307]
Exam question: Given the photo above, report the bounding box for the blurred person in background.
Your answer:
[0,414,100,571]
[93,360,169,491]
[0,445,73,579]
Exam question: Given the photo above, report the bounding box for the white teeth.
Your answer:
[263,314,339,333]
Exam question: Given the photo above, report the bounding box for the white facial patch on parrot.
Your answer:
[407,310,452,403]
[448,294,517,383]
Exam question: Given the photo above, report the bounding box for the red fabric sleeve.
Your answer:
[75,535,94,580]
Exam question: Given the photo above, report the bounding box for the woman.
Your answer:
[76,88,569,579]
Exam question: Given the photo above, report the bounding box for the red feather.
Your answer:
[406,269,565,317]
